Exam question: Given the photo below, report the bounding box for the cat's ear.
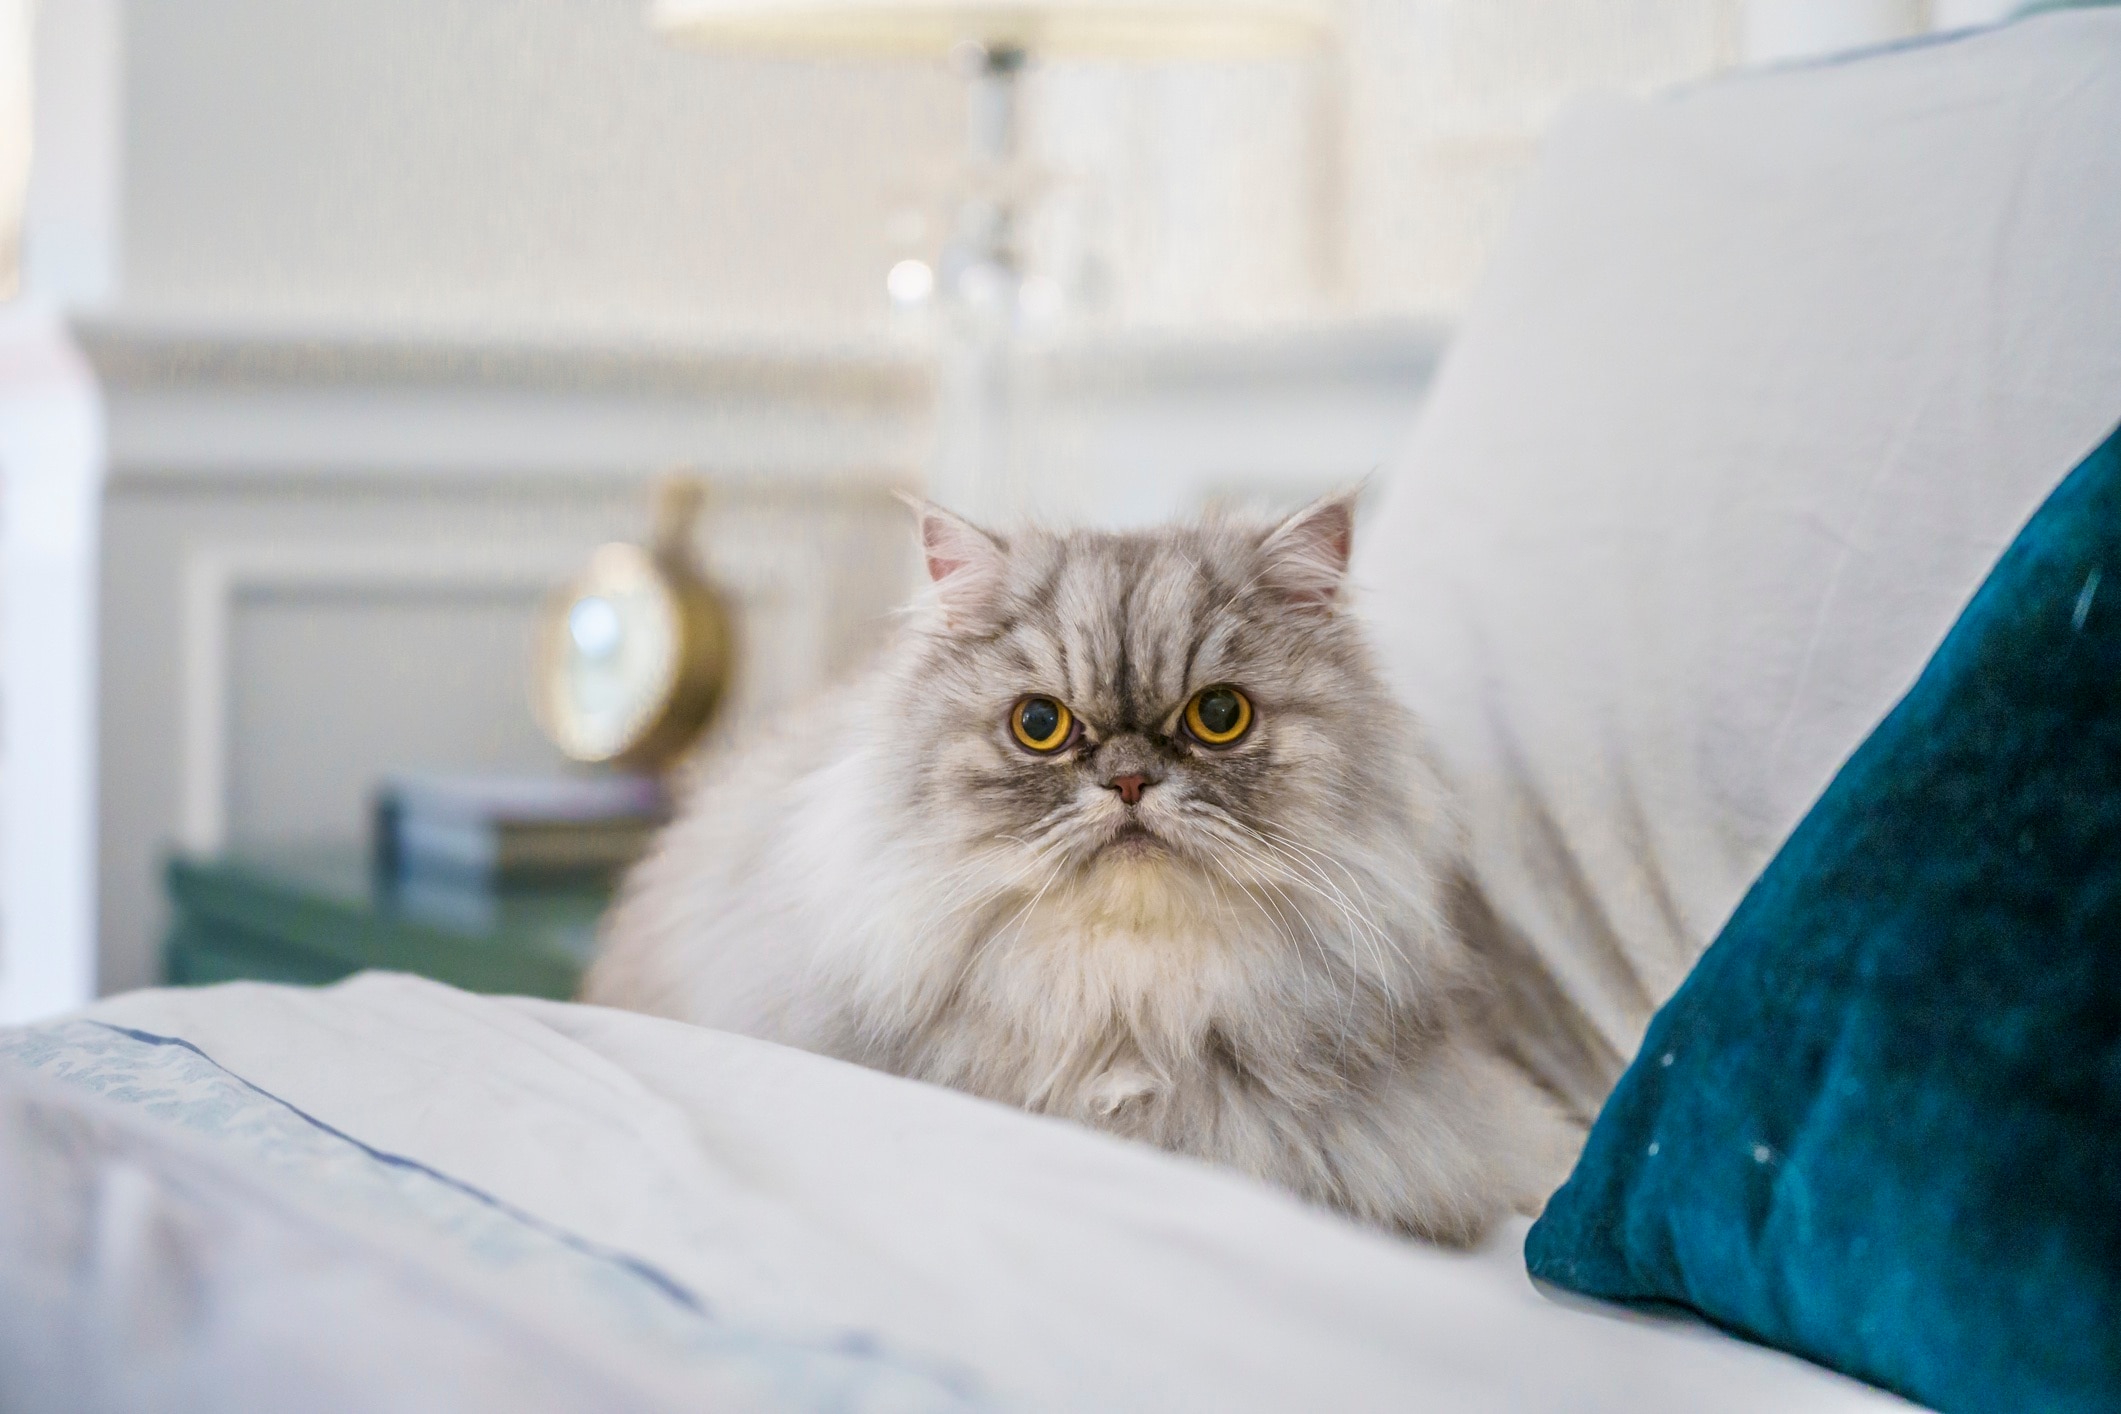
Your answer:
[1258,490,1357,609]
[900,493,1008,630]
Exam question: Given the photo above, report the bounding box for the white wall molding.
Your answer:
[174,542,586,854]
[73,318,937,481]
[70,321,931,399]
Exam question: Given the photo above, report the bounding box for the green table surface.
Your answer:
[165,848,613,1000]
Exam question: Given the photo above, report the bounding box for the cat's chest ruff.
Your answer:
[922,857,1372,1123]
[1010,856,1225,950]
[968,857,1285,1017]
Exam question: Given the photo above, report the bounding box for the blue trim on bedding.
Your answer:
[0,1013,991,1409]
[88,1020,711,1317]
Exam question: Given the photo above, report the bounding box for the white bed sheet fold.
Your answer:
[5,974,1916,1412]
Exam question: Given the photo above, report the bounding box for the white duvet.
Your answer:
[1,974,1907,1412]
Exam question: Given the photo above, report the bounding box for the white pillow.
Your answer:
[1357,10,2121,1110]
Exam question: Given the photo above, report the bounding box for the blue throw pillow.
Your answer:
[1525,419,2121,1413]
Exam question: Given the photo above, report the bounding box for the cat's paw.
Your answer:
[1086,1066,1160,1117]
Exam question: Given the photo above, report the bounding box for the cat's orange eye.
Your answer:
[1011,696,1075,753]
[1183,686,1253,747]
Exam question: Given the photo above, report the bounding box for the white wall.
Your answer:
[119,0,959,339]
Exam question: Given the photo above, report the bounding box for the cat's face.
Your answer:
[878,496,1414,901]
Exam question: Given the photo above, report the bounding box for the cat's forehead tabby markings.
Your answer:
[977,525,1343,727]
[893,505,1392,881]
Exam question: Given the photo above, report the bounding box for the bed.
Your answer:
[2,974,1906,1411]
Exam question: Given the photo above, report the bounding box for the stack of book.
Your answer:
[373,773,669,885]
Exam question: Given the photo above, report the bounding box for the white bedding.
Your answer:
[2,974,1910,1412]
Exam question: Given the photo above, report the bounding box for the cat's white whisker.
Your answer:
[1250,824,1410,986]
[1199,826,1365,1055]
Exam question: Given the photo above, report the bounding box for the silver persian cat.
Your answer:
[585,494,1576,1244]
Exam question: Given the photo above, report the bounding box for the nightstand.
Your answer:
[164,848,612,1000]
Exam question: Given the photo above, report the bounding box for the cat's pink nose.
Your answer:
[1109,774,1148,805]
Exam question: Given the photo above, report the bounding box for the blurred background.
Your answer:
[0,0,2026,1019]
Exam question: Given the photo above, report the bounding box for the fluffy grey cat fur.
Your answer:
[585,494,1577,1244]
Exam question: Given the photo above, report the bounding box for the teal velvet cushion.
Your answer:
[1525,420,2121,1413]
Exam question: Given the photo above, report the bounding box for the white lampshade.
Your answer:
[650,0,1338,60]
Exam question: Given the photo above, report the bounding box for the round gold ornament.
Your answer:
[532,480,733,771]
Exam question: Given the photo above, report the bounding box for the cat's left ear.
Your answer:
[900,493,1008,631]
[1259,490,1358,609]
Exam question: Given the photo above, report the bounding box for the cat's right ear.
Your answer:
[1258,489,1358,610]
[899,493,1007,631]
